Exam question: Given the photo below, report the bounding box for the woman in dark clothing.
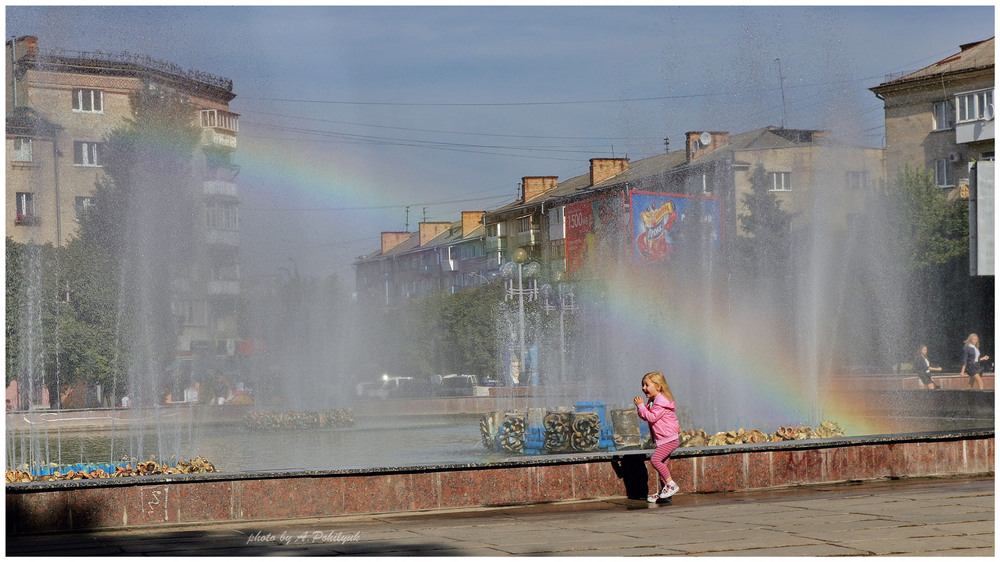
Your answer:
[914,345,942,389]
[959,333,990,390]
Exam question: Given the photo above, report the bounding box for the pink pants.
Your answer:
[651,439,679,486]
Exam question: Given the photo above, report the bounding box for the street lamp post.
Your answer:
[541,270,576,386]
[501,248,539,386]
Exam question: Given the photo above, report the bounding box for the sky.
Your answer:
[5,4,996,284]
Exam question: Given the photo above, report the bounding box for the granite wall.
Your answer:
[6,429,993,534]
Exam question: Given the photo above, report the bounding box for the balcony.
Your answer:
[207,280,241,296]
[200,110,239,150]
[207,265,240,296]
[956,119,995,144]
[201,128,237,150]
[203,180,238,198]
[516,228,541,247]
[205,229,239,247]
[200,109,239,133]
[485,236,506,253]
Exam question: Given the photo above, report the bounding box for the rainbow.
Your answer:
[236,140,398,211]
[588,268,888,435]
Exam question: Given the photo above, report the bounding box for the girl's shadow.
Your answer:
[611,454,650,500]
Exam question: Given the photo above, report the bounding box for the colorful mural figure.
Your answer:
[630,192,721,266]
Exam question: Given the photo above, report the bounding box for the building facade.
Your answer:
[354,212,489,308]
[870,37,994,192]
[355,126,885,303]
[6,35,242,356]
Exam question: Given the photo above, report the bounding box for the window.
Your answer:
[956,89,993,122]
[486,222,505,237]
[934,159,954,188]
[768,171,792,192]
[932,100,954,130]
[846,171,870,191]
[13,137,32,162]
[517,216,534,233]
[172,300,207,326]
[15,192,37,225]
[72,89,103,113]
[204,201,239,230]
[75,196,93,220]
[74,141,102,166]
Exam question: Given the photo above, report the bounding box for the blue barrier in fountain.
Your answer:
[575,401,616,451]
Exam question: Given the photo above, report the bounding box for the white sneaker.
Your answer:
[647,482,679,502]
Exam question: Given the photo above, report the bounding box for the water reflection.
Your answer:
[8,416,492,473]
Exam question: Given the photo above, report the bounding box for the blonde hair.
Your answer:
[965,333,979,346]
[643,371,674,402]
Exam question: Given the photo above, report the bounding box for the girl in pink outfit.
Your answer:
[634,371,681,502]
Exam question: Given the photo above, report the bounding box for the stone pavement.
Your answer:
[6,475,993,556]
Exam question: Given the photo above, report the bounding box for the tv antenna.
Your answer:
[775,58,788,129]
[404,205,410,231]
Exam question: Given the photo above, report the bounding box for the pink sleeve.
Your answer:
[637,395,673,422]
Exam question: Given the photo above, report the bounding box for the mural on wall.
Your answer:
[630,191,721,265]
[564,193,625,277]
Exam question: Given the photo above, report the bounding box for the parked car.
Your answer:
[437,374,477,397]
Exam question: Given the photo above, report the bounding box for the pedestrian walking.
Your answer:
[914,345,942,389]
[634,371,681,503]
[960,333,990,390]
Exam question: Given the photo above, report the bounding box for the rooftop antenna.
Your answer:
[404,205,410,231]
[775,58,788,129]
[422,207,428,222]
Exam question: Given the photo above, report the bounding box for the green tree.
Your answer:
[368,283,503,381]
[877,165,968,271]
[873,165,974,363]
[6,237,29,386]
[48,240,124,400]
[736,165,794,284]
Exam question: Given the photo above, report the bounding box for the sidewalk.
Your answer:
[7,475,993,556]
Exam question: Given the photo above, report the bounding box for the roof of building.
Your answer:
[357,217,487,262]
[6,106,61,137]
[488,126,829,217]
[15,46,236,103]
[357,125,839,263]
[873,36,994,90]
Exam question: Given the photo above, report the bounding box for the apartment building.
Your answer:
[483,126,884,281]
[870,36,994,275]
[5,35,243,355]
[354,211,488,308]
[870,36,994,192]
[355,125,885,302]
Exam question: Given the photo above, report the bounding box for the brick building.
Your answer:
[6,35,243,357]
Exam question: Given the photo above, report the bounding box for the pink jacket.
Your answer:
[636,393,680,445]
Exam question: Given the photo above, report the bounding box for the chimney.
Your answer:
[590,158,628,185]
[21,36,38,56]
[521,176,559,203]
[686,131,729,163]
[461,211,485,238]
[419,222,451,246]
[381,232,410,254]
